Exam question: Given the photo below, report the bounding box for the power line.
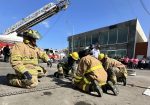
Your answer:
[140,0,150,15]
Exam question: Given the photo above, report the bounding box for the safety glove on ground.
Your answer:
[23,71,32,80]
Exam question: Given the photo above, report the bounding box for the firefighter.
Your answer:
[73,49,119,97]
[98,53,128,86]
[6,29,52,88]
[54,52,79,78]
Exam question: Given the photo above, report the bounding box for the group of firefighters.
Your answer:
[6,29,128,97]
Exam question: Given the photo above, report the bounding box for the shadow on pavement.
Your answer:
[0,75,8,85]
[47,74,73,89]
[127,83,148,89]
[47,75,103,97]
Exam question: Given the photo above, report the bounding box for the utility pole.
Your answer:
[66,20,74,53]
[71,25,74,53]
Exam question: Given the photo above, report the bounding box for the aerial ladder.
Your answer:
[0,0,69,43]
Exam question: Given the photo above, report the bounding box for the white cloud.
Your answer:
[40,21,50,28]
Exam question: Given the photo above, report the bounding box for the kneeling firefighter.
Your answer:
[73,49,119,97]
[7,29,52,88]
[54,52,79,78]
[98,53,128,86]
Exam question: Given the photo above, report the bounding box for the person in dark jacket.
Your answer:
[3,45,10,62]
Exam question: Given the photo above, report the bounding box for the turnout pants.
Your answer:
[74,74,106,92]
[107,67,127,84]
[7,74,38,88]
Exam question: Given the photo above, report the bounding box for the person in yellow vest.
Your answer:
[98,53,128,86]
[6,29,52,88]
[73,49,119,97]
[54,52,79,78]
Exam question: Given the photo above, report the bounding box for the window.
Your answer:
[86,35,91,46]
[80,37,85,47]
[69,41,72,49]
[73,39,78,48]
[101,50,107,55]
[107,50,116,58]
[117,27,128,43]
[108,29,117,44]
[116,50,127,58]
[92,33,99,44]
[99,31,108,45]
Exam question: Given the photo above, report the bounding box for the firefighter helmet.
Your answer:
[98,53,105,60]
[70,52,79,60]
[22,29,41,39]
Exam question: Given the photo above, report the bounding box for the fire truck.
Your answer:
[44,49,60,62]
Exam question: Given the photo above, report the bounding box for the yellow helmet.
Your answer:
[98,53,105,60]
[22,29,41,39]
[70,52,79,60]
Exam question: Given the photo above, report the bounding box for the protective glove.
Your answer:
[47,60,52,68]
[23,71,32,80]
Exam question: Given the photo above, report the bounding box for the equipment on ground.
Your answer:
[127,69,136,76]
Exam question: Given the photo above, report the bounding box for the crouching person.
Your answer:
[98,53,128,86]
[73,49,119,97]
[7,29,51,88]
[54,52,79,78]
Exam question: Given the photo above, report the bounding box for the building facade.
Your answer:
[68,19,147,58]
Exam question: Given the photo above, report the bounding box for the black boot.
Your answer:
[90,80,103,97]
[6,74,17,80]
[107,81,119,96]
[122,77,127,86]
[101,84,108,93]
[118,77,127,86]
[54,72,64,79]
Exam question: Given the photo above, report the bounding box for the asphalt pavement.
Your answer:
[0,61,150,105]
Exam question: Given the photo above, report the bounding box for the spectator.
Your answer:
[145,58,149,69]
[0,48,3,59]
[129,58,134,69]
[140,57,146,69]
[123,56,129,68]
[133,57,139,69]
[3,45,10,62]
[91,44,100,59]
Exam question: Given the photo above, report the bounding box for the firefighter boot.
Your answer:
[117,76,127,86]
[107,81,119,96]
[6,74,23,87]
[90,80,103,97]
[6,74,16,80]
[54,72,64,79]
[122,77,127,86]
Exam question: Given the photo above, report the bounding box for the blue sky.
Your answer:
[0,0,150,50]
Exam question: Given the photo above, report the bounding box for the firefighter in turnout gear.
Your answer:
[98,53,128,86]
[73,49,119,97]
[54,52,79,78]
[7,29,51,88]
